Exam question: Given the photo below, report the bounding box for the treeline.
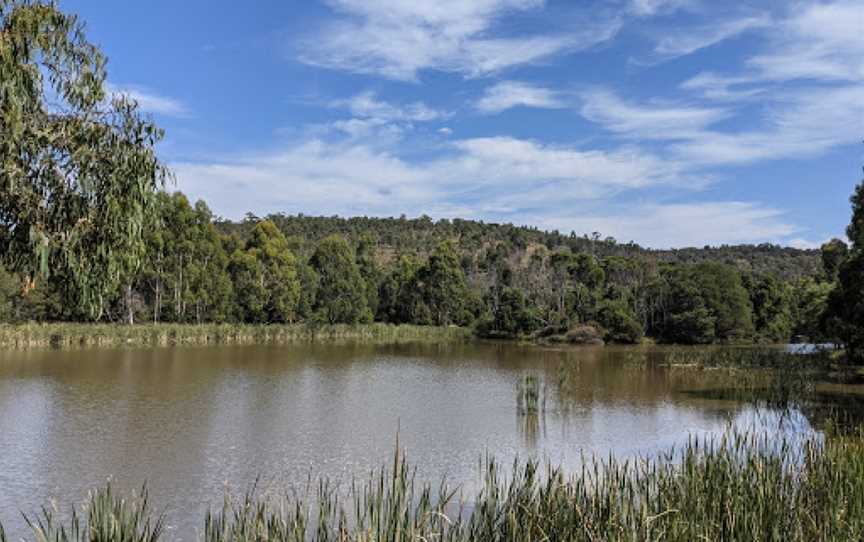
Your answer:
[0,191,842,345]
[219,214,820,280]
[1,0,859,354]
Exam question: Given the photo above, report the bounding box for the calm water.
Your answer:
[0,342,832,539]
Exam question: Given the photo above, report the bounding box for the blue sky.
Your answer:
[66,0,862,248]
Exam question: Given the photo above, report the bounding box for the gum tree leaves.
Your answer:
[0,0,168,318]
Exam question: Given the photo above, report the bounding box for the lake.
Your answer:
[0,342,843,539]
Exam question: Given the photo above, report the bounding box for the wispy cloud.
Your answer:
[172,0,855,248]
[648,14,771,62]
[671,85,864,166]
[579,89,729,140]
[746,0,863,83]
[679,72,766,101]
[174,135,801,246]
[684,0,864,92]
[296,0,620,80]
[530,201,798,248]
[628,0,695,17]
[322,91,447,140]
[173,135,688,226]
[331,91,446,122]
[582,84,863,166]
[475,81,566,114]
[106,84,189,117]
[174,134,799,248]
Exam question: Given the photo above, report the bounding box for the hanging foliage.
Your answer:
[0,0,168,319]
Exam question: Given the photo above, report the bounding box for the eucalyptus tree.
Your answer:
[744,273,793,343]
[356,233,381,316]
[0,266,17,321]
[477,286,539,338]
[595,299,643,344]
[142,193,233,323]
[377,254,421,324]
[245,220,301,323]
[310,234,371,324]
[228,250,267,323]
[821,239,849,282]
[416,240,469,326]
[0,0,168,322]
[791,277,832,342]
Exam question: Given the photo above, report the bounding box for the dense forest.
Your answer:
[1,0,862,357]
[0,189,847,346]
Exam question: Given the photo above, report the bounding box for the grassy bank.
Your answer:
[0,323,472,350]
[3,424,863,542]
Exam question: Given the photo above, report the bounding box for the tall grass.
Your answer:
[3,424,863,541]
[0,323,471,351]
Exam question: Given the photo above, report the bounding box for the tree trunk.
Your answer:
[125,283,135,325]
[153,278,161,324]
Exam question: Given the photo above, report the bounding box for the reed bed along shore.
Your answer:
[0,323,472,351]
[3,424,863,542]
[658,347,837,371]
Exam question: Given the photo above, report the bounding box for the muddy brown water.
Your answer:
[0,342,855,539]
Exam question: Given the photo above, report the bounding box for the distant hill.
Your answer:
[216,213,820,280]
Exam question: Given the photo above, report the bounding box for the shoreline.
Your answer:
[2,425,862,541]
[0,322,472,351]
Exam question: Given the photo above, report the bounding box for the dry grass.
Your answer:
[0,323,471,351]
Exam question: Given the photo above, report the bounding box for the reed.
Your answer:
[3,423,863,542]
[659,347,834,371]
[0,323,471,351]
[516,374,546,416]
[15,485,162,542]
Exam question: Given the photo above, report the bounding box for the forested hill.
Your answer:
[216,213,820,280]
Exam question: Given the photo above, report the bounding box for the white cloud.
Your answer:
[579,89,729,140]
[173,135,688,227]
[323,91,447,141]
[583,84,863,166]
[297,0,619,80]
[332,91,446,122]
[680,72,766,101]
[167,1,857,249]
[329,118,404,139]
[173,140,433,219]
[651,14,771,60]
[170,129,816,247]
[475,81,566,113]
[628,0,695,17]
[671,85,864,165]
[747,0,864,83]
[445,137,679,193]
[685,0,864,93]
[106,84,189,117]
[532,201,798,248]
[668,2,863,167]
[787,238,830,250]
